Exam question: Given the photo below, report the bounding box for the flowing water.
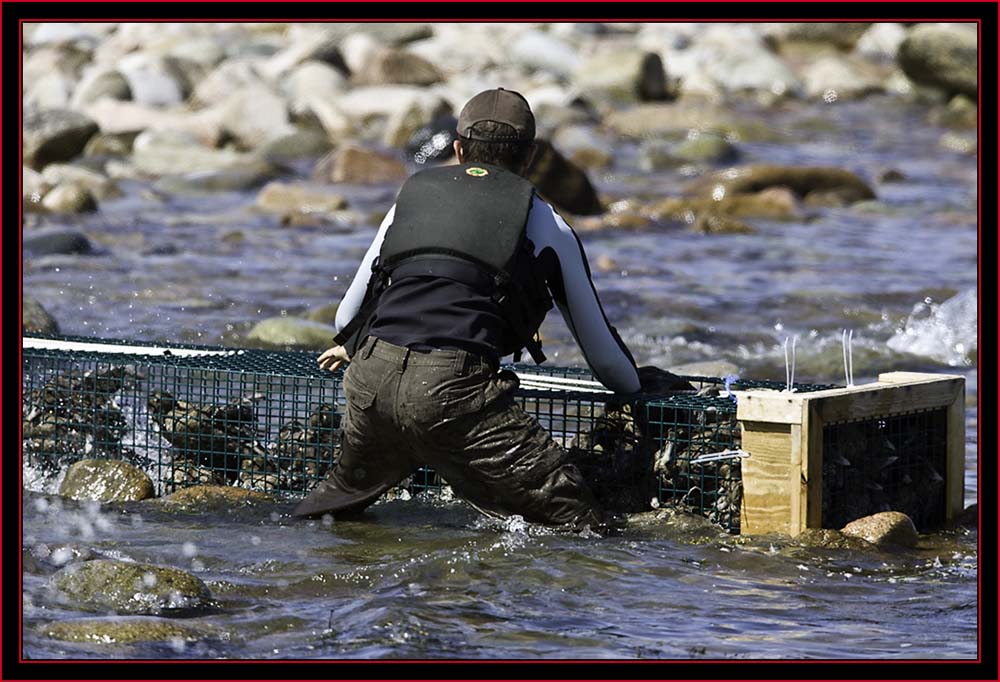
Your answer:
[21,94,979,659]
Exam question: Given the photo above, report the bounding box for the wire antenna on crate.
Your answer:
[842,329,855,387]
[783,336,798,392]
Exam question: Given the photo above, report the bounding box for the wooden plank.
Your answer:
[734,390,804,424]
[810,379,963,425]
[789,423,803,535]
[946,378,967,520]
[804,403,825,529]
[740,421,795,535]
[877,371,965,385]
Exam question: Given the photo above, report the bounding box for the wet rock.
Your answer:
[41,164,121,200]
[27,543,96,574]
[940,131,976,155]
[39,617,214,644]
[510,29,581,78]
[161,484,275,510]
[246,316,340,350]
[70,69,132,109]
[674,132,739,164]
[40,183,99,213]
[877,168,907,183]
[796,528,876,551]
[354,48,444,87]
[930,94,978,129]
[153,167,273,194]
[148,390,268,482]
[221,85,295,150]
[573,49,669,104]
[692,212,755,235]
[268,403,342,492]
[59,459,155,503]
[594,254,619,272]
[950,503,978,530]
[527,139,603,216]
[23,108,99,171]
[898,23,977,98]
[688,164,875,204]
[255,182,349,217]
[638,141,683,172]
[49,559,211,615]
[552,125,614,170]
[648,187,801,222]
[764,22,872,51]
[23,297,60,334]
[305,302,340,325]
[22,166,51,211]
[841,511,919,549]
[259,129,333,163]
[23,229,93,257]
[320,144,407,185]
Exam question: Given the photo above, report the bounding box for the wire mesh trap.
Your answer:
[23,335,958,535]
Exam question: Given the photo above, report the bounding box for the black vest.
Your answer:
[333,162,553,363]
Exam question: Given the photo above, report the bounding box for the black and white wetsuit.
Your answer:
[335,195,641,393]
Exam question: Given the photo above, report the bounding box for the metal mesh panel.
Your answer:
[22,335,840,533]
[821,408,949,530]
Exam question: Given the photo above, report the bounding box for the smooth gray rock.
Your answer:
[40,183,99,213]
[259,129,334,162]
[246,317,339,350]
[59,459,155,503]
[674,132,739,163]
[353,48,444,87]
[39,617,215,644]
[574,49,669,104]
[116,53,185,106]
[510,29,581,78]
[70,69,132,109]
[41,164,121,200]
[49,560,211,615]
[255,182,348,216]
[221,85,295,149]
[841,511,920,549]
[23,229,93,257]
[898,23,977,97]
[764,22,872,50]
[22,297,60,334]
[23,108,99,171]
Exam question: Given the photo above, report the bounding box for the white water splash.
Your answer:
[886,289,977,366]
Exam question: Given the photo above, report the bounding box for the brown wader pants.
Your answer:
[293,336,608,530]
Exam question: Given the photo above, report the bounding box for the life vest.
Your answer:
[333,162,554,363]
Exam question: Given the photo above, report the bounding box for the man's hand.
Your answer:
[318,345,351,373]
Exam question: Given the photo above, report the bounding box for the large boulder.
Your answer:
[319,144,407,185]
[130,129,272,178]
[23,297,60,334]
[84,99,226,148]
[697,26,803,96]
[285,61,349,122]
[221,85,295,150]
[573,49,669,104]
[649,187,802,222]
[49,560,211,615]
[841,511,920,549]
[898,23,978,98]
[246,316,340,350]
[527,139,603,216]
[59,459,155,503]
[23,109,99,171]
[353,48,444,87]
[39,617,214,644]
[688,164,875,204]
[764,22,872,51]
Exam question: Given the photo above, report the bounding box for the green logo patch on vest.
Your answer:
[465,167,489,177]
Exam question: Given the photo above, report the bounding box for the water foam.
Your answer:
[886,288,978,366]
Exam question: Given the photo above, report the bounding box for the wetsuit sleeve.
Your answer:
[526,197,641,394]
[334,205,396,333]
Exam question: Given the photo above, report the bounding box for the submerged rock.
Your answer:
[246,316,339,350]
[898,23,978,98]
[59,459,155,503]
[674,132,739,164]
[841,511,920,549]
[23,108,99,171]
[688,164,875,204]
[795,528,876,551]
[23,229,94,257]
[49,559,211,615]
[39,617,215,644]
[22,297,60,334]
[161,484,275,510]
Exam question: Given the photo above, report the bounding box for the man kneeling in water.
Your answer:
[293,88,642,532]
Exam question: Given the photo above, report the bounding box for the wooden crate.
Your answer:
[733,372,965,536]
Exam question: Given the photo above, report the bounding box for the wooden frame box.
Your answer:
[734,372,966,536]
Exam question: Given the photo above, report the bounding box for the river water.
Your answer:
[21,93,979,659]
